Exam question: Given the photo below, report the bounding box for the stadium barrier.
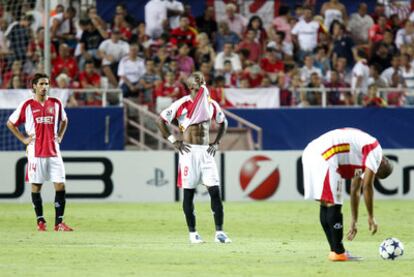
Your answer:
[0,150,412,202]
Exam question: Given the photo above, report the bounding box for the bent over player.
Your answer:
[157,72,231,244]
[7,73,73,232]
[302,128,393,261]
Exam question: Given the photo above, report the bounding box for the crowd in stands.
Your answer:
[1,0,414,108]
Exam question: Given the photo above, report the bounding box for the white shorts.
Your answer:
[302,143,344,205]
[177,144,220,189]
[26,155,66,184]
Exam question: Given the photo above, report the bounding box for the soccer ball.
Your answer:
[379,238,404,260]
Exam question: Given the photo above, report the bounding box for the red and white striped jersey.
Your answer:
[8,96,67,157]
[307,128,383,179]
[160,86,225,131]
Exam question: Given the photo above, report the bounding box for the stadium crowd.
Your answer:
[1,0,414,108]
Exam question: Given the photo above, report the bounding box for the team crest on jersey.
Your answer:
[47,106,55,114]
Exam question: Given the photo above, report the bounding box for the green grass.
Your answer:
[0,201,413,277]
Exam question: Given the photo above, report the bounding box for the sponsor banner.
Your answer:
[224,88,280,108]
[0,151,175,202]
[0,89,70,108]
[225,150,414,201]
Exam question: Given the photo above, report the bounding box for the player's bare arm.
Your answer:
[207,119,228,157]
[57,118,68,144]
[362,167,378,235]
[157,117,191,154]
[6,121,33,145]
[347,176,362,241]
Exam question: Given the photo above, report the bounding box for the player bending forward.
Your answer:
[302,128,393,261]
[7,73,73,232]
[157,72,231,244]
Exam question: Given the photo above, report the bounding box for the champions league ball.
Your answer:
[379,238,404,260]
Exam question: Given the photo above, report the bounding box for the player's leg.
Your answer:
[31,183,46,231]
[202,151,231,243]
[179,149,202,243]
[326,204,345,255]
[50,157,73,231]
[28,157,47,231]
[319,202,334,252]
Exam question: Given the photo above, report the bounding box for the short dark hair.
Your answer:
[32,73,49,86]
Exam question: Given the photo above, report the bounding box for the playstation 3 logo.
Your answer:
[146,168,168,187]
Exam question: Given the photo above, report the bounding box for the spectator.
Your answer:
[98,29,130,87]
[291,6,320,62]
[199,61,214,86]
[331,21,354,68]
[395,21,414,49]
[195,6,217,41]
[245,15,268,48]
[371,3,386,23]
[154,70,184,112]
[117,44,146,98]
[138,59,162,105]
[278,72,293,106]
[79,19,107,69]
[348,3,374,45]
[368,15,390,45]
[351,49,370,103]
[260,46,285,82]
[182,4,197,28]
[384,0,411,22]
[215,21,240,52]
[2,60,27,88]
[320,0,347,30]
[266,32,293,61]
[145,0,168,39]
[112,13,132,42]
[300,55,322,84]
[6,15,31,62]
[370,43,392,73]
[327,57,351,85]
[239,77,250,88]
[114,3,136,28]
[130,22,149,47]
[363,84,386,107]
[270,5,292,43]
[237,29,262,63]
[313,46,331,75]
[222,60,238,87]
[382,30,398,56]
[400,53,414,103]
[7,74,25,89]
[381,54,404,87]
[169,16,197,48]
[165,0,184,30]
[55,73,78,107]
[304,72,325,106]
[175,43,195,77]
[260,75,272,88]
[210,75,232,107]
[243,64,264,88]
[222,3,247,39]
[26,27,57,72]
[387,73,406,106]
[214,42,242,75]
[194,33,215,69]
[368,63,387,89]
[324,70,350,105]
[52,43,78,81]
[79,60,101,89]
[50,6,77,48]
[86,6,107,31]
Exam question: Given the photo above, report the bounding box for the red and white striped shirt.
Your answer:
[8,96,67,157]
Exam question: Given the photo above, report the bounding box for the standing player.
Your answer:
[157,72,231,244]
[302,128,393,261]
[7,73,73,232]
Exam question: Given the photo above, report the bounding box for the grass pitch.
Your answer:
[0,200,412,277]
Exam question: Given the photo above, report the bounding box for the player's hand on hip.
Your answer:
[173,140,191,155]
[23,134,34,145]
[207,143,218,156]
[368,216,378,235]
[347,220,358,241]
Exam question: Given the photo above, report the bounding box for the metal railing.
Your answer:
[71,88,123,107]
[293,87,412,107]
[223,109,263,150]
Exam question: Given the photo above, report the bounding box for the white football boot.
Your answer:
[189,232,204,244]
[215,231,232,243]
